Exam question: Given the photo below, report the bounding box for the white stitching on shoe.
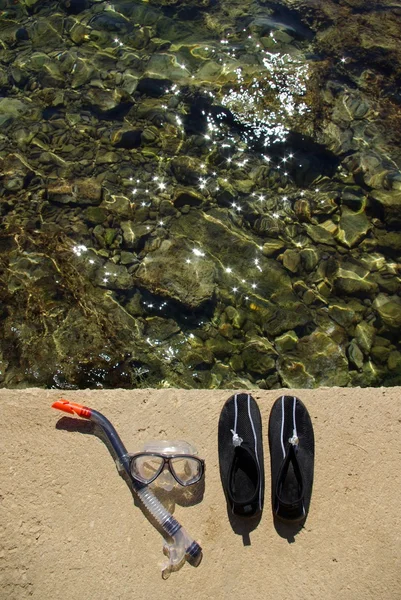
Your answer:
[247,394,262,510]
[289,397,299,447]
[231,394,243,446]
[280,396,286,459]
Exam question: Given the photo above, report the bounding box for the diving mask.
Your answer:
[130,441,204,491]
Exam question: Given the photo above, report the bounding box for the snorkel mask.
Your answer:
[131,441,205,491]
[52,400,203,578]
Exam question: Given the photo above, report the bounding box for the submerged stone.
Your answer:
[355,321,375,353]
[241,340,276,376]
[278,331,350,387]
[134,238,216,309]
[334,266,378,296]
[336,206,370,248]
[347,340,364,370]
[373,295,401,329]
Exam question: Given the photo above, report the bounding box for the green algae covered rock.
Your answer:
[336,206,370,248]
[241,339,276,376]
[134,238,217,309]
[278,331,350,387]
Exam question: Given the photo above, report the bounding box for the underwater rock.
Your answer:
[347,340,364,370]
[388,351,401,372]
[282,249,301,273]
[137,77,172,97]
[304,223,336,246]
[241,340,276,376]
[121,221,151,250]
[173,188,204,209]
[92,261,132,290]
[354,320,375,354]
[47,179,102,205]
[170,156,204,185]
[84,88,132,115]
[336,206,370,248]
[31,19,63,49]
[84,206,108,225]
[334,264,378,297]
[0,98,29,127]
[373,294,401,329]
[134,238,217,309]
[275,330,298,352]
[300,248,319,272]
[278,331,350,387]
[262,239,286,257]
[370,189,401,227]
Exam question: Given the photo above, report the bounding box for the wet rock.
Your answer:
[278,331,350,387]
[137,77,172,97]
[71,59,94,89]
[31,19,63,49]
[120,251,138,266]
[241,340,276,376]
[89,12,132,34]
[282,249,301,273]
[47,179,102,205]
[262,239,286,257]
[370,190,401,227]
[300,248,319,272]
[336,206,370,248]
[92,261,132,290]
[334,265,378,296]
[294,198,312,222]
[374,231,401,253]
[182,346,214,368]
[0,98,29,127]
[111,129,142,148]
[348,340,364,370]
[173,188,203,209]
[121,221,151,250]
[275,330,298,352]
[371,344,391,365]
[84,206,107,224]
[373,294,401,329]
[328,302,358,328]
[229,354,244,372]
[205,335,234,360]
[96,152,119,165]
[84,88,132,115]
[388,351,401,371]
[355,321,375,354]
[103,195,132,218]
[145,317,180,341]
[134,238,216,309]
[170,156,204,185]
[304,223,336,246]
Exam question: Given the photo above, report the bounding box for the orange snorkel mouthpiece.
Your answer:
[52,399,92,419]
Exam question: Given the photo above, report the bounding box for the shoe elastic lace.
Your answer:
[230,429,243,447]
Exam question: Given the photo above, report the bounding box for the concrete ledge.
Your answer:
[1,388,400,600]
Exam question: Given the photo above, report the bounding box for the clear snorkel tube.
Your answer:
[52,400,202,578]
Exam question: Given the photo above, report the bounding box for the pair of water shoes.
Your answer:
[218,394,314,522]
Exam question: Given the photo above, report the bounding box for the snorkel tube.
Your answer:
[52,399,202,577]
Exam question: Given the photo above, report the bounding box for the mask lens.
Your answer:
[170,457,202,485]
[131,454,164,483]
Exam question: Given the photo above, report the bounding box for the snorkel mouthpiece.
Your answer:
[52,399,202,576]
[52,399,92,419]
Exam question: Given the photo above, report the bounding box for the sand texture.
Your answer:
[0,387,400,600]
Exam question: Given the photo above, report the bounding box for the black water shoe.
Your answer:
[218,393,264,517]
[269,395,314,522]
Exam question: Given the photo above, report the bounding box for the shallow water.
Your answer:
[0,0,401,389]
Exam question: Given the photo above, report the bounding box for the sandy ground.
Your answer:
[0,387,400,600]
